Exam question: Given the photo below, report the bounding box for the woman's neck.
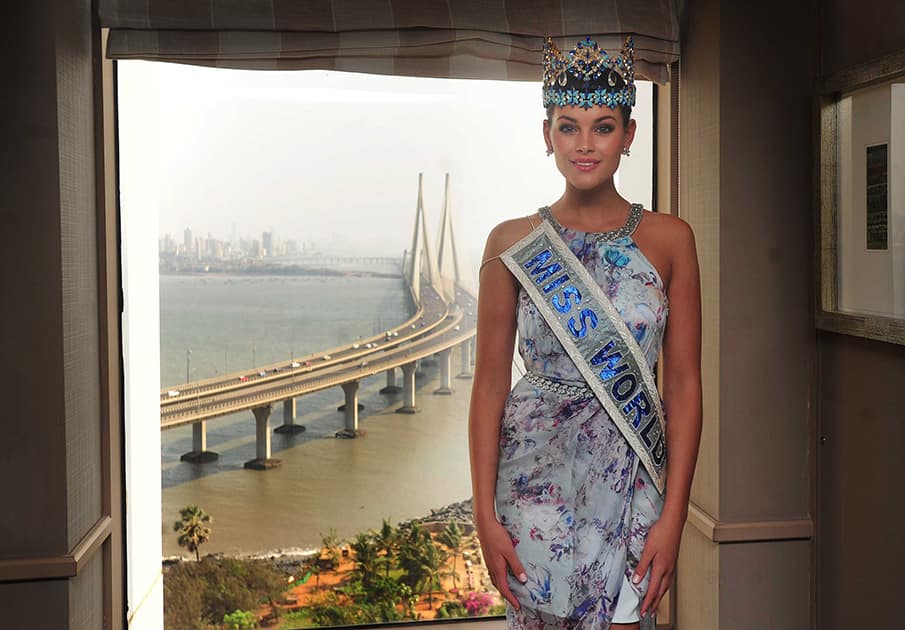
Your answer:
[550,182,631,231]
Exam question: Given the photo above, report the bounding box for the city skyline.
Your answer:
[118,63,653,277]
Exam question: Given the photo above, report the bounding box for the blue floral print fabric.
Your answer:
[495,210,669,629]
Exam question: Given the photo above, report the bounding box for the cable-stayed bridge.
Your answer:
[160,173,477,470]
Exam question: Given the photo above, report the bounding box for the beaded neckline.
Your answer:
[539,203,643,242]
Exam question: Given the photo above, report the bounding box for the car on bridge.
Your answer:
[166,390,180,398]
[258,370,267,377]
[238,375,248,382]
[290,361,301,368]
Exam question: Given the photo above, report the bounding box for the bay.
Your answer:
[159,272,473,557]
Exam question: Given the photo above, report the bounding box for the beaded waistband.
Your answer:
[523,370,594,400]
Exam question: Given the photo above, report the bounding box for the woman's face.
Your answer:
[543,104,635,191]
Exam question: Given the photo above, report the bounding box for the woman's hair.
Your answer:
[545,103,632,128]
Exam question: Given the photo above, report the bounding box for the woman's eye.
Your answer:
[558,125,575,133]
[596,125,614,133]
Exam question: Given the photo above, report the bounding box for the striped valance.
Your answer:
[99,1,680,84]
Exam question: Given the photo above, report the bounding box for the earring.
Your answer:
[545,148,553,156]
[621,147,631,157]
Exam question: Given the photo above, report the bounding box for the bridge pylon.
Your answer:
[436,172,465,302]
[406,173,444,304]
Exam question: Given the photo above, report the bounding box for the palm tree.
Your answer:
[172,505,212,561]
[397,524,431,591]
[419,540,448,609]
[373,518,397,577]
[350,532,380,588]
[438,522,463,590]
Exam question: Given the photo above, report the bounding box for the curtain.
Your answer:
[99,1,679,83]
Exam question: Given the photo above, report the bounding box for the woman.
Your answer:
[468,36,702,630]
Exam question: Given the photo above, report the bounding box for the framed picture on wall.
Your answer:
[817,50,905,344]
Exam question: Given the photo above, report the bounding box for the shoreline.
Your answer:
[163,497,477,567]
[163,497,500,625]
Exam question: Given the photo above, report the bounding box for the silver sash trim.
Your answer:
[500,220,667,494]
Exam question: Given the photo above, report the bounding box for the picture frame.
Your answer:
[817,49,905,345]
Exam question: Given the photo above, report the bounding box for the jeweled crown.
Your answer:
[543,35,636,110]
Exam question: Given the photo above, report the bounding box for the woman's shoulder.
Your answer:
[637,209,696,252]
[484,211,543,257]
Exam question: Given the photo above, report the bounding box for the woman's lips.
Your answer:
[571,160,600,172]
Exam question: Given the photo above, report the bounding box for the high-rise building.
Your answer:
[262,231,273,257]
[183,227,193,255]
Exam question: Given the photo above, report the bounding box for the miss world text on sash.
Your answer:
[500,221,667,494]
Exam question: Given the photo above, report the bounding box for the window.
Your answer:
[117,61,653,627]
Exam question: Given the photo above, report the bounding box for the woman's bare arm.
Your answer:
[635,216,703,618]
[468,217,533,607]
[659,217,703,521]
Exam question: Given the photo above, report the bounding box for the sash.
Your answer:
[500,220,667,494]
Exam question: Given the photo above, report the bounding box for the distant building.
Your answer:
[183,227,193,255]
[262,231,273,257]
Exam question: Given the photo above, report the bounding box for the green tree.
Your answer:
[173,505,212,561]
[222,609,255,630]
[419,539,448,609]
[437,521,463,590]
[396,523,448,609]
[396,523,431,591]
[350,532,380,588]
[373,518,397,577]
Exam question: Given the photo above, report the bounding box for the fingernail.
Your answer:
[632,573,641,584]
[518,572,528,583]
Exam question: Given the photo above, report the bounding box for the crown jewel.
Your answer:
[543,36,636,110]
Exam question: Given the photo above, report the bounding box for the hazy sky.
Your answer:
[117,62,651,285]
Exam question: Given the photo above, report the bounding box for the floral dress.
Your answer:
[495,204,668,629]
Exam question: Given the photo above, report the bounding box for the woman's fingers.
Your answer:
[504,546,528,584]
[639,559,663,617]
[477,520,527,611]
[488,555,521,609]
[640,560,673,618]
[652,574,671,611]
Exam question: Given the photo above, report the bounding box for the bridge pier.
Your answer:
[396,362,419,414]
[434,348,454,395]
[456,338,474,379]
[244,404,282,470]
[180,420,219,463]
[336,380,362,438]
[274,397,305,435]
[379,367,402,394]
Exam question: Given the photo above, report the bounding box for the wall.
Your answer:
[817,2,905,629]
[676,0,817,628]
[0,0,110,627]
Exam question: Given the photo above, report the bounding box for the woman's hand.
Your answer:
[476,517,527,610]
[633,512,684,618]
